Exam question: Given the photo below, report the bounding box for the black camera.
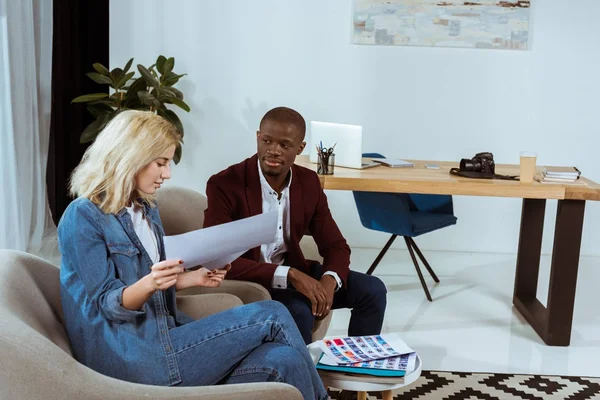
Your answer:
[460,152,495,175]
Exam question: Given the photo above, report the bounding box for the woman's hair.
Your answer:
[70,110,181,214]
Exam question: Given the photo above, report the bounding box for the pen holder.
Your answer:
[317,153,335,175]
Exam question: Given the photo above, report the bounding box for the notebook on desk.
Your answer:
[371,158,414,168]
[309,121,380,169]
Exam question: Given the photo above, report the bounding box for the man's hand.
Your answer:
[288,268,328,317]
[319,274,337,319]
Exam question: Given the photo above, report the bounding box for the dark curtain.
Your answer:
[47,0,109,225]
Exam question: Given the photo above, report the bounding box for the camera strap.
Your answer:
[449,168,519,181]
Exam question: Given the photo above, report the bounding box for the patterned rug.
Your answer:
[326,371,600,400]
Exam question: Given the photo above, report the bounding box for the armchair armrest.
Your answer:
[176,293,243,320]
[177,280,271,304]
[3,338,303,399]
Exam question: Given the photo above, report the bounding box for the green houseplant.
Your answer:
[72,55,189,163]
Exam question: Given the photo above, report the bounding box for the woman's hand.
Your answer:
[146,259,185,291]
[175,264,232,290]
[122,259,184,310]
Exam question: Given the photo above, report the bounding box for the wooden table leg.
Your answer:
[513,199,585,346]
[358,391,367,400]
[382,390,394,400]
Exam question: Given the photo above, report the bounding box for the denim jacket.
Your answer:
[58,197,194,386]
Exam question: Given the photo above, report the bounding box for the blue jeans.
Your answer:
[169,300,328,400]
[271,266,387,344]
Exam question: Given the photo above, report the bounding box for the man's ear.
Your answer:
[256,130,260,139]
[297,141,306,155]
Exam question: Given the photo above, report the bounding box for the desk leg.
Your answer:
[357,391,367,400]
[513,199,585,346]
[382,390,394,400]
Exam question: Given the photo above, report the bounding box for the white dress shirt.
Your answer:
[258,162,341,290]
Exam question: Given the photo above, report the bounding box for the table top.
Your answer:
[295,155,600,201]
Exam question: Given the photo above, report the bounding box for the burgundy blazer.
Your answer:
[204,154,351,289]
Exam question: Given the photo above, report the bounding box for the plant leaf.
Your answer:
[156,55,167,74]
[138,64,160,87]
[124,77,147,107]
[88,98,119,108]
[157,109,184,137]
[168,87,184,99]
[110,68,124,86]
[158,87,176,98]
[123,58,134,74]
[163,57,175,75]
[115,71,135,89]
[86,72,114,85]
[72,93,109,103]
[80,113,112,143]
[86,103,114,118]
[163,72,187,87]
[165,97,190,112]
[138,90,161,107]
[173,142,182,164]
[92,63,110,76]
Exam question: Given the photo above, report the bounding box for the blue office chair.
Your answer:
[353,153,457,301]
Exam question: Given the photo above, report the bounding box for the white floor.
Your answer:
[35,235,600,378]
[327,247,600,378]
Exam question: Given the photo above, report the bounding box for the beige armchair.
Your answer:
[0,249,302,400]
[156,186,332,342]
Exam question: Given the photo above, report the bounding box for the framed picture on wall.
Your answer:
[352,0,531,50]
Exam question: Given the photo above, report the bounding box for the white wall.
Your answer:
[110,0,600,256]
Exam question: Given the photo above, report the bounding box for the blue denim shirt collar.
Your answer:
[115,199,165,268]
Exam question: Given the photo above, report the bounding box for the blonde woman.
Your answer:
[58,110,327,400]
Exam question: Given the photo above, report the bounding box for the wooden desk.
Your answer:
[295,155,600,346]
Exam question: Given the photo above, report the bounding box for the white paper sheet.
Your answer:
[163,211,277,270]
[317,334,414,365]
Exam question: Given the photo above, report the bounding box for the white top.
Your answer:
[126,204,159,264]
[257,161,341,290]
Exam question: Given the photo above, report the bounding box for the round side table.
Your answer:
[308,343,422,400]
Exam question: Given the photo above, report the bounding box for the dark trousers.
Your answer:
[270,265,387,344]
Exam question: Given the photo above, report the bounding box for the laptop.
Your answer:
[309,121,379,169]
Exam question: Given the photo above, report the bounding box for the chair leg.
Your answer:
[404,237,433,302]
[366,234,397,275]
[407,237,440,283]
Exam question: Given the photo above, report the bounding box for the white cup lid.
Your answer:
[520,151,537,157]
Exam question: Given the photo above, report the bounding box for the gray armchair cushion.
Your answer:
[155,186,207,235]
[178,280,271,305]
[0,250,302,400]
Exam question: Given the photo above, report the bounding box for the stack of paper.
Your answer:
[371,158,415,168]
[535,167,583,185]
[316,334,417,377]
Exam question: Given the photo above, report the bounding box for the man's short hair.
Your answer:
[259,107,306,140]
